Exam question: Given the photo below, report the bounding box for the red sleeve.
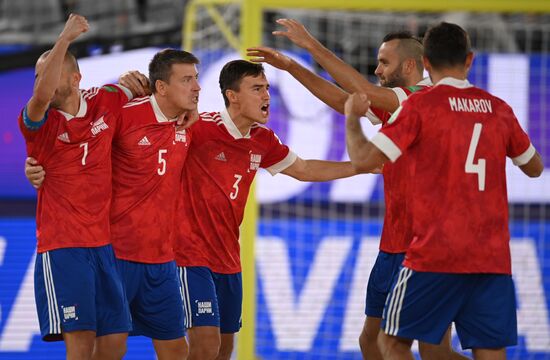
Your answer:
[98,84,132,108]
[261,130,291,169]
[371,98,422,162]
[504,104,535,165]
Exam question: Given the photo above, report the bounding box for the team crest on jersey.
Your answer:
[91,116,109,136]
[175,129,187,143]
[249,152,261,171]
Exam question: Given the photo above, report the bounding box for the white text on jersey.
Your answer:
[448,97,493,113]
[175,129,187,143]
[91,116,109,136]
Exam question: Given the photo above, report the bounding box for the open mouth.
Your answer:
[261,104,269,116]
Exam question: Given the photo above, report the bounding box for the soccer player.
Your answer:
[107,49,200,359]
[248,23,468,360]
[175,60,361,360]
[19,14,132,360]
[24,49,200,359]
[344,22,543,360]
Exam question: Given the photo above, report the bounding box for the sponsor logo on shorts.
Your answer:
[61,305,78,321]
[196,300,213,316]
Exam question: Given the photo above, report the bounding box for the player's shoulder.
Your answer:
[122,96,151,110]
[199,111,222,122]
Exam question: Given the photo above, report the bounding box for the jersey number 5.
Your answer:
[230,174,243,200]
[465,123,486,191]
[158,149,167,176]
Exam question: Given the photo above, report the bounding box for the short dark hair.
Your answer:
[382,31,424,75]
[219,60,265,107]
[423,22,471,70]
[149,48,199,93]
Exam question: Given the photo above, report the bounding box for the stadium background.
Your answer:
[0,0,549,359]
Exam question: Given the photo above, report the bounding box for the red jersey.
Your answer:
[174,110,296,273]
[110,95,191,263]
[19,85,132,253]
[371,77,535,274]
[367,79,431,253]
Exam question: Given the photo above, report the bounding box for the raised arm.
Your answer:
[345,93,389,173]
[26,14,88,121]
[273,18,398,113]
[247,46,348,114]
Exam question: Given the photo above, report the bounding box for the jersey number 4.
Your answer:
[465,123,486,191]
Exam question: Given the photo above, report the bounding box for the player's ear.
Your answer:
[403,58,415,75]
[155,79,166,95]
[225,89,238,104]
[70,71,81,88]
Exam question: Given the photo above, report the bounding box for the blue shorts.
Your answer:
[34,245,132,341]
[116,259,186,340]
[365,251,405,318]
[382,266,517,349]
[178,266,242,334]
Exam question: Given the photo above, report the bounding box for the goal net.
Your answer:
[185,3,550,359]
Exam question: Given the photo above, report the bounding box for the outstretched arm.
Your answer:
[247,46,348,114]
[27,14,89,121]
[273,18,398,113]
[281,157,358,181]
[345,93,389,173]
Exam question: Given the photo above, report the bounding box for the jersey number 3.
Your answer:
[230,174,243,200]
[465,123,486,191]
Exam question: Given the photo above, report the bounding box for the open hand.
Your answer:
[246,46,292,71]
[119,70,150,97]
[273,19,317,50]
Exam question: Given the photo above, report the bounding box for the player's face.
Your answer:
[164,63,201,112]
[235,73,270,124]
[51,67,74,108]
[375,40,406,88]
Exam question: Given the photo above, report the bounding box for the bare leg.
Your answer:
[377,331,415,360]
[186,326,221,360]
[215,333,235,360]
[63,330,96,360]
[92,332,128,360]
[359,316,384,360]
[152,337,189,360]
[419,326,471,360]
[472,348,506,360]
